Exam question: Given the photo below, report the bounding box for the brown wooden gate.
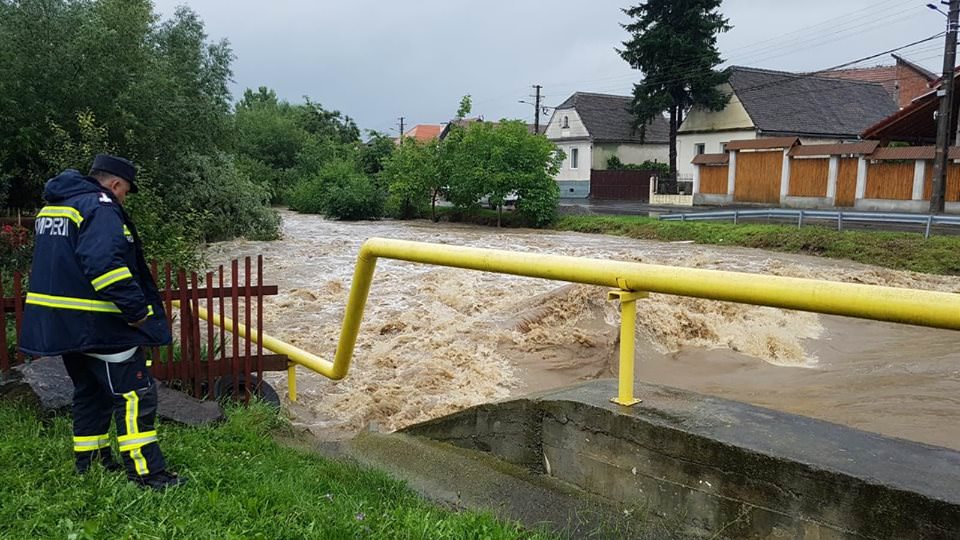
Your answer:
[734,150,782,203]
[0,257,285,403]
[589,170,654,201]
[836,158,858,207]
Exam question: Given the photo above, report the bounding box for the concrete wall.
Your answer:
[591,142,669,170]
[557,180,590,199]
[782,196,835,209]
[405,380,960,540]
[854,199,930,213]
[694,193,733,206]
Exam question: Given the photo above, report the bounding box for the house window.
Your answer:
[562,116,569,129]
[695,143,705,155]
[571,148,579,169]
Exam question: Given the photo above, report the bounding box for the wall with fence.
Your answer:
[693,143,960,213]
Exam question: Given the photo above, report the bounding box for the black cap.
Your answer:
[91,154,138,193]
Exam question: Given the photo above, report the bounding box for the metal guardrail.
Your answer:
[659,209,960,238]
[190,238,960,406]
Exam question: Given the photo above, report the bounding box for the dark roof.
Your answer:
[789,141,879,157]
[867,146,960,160]
[691,153,729,165]
[728,66,898,138]
[725,137,799,150]
[555,92,669,144]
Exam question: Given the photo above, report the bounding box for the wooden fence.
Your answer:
[734,150,782,203]
[836,158,858,207]
[0,257,284,403]
[865,161,914,200]
[589,169,654,201]
[699,165,728,195]
[789,158,829,198]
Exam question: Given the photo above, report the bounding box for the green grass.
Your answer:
[0,401,553,539]
[553,215,960,276]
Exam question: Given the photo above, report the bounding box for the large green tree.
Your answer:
[618,0,731,177]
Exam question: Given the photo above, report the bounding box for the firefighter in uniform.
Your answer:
[20,154,184,490]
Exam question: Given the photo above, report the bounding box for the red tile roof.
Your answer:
[403,124,442,142]
[725,137,799,151]
[691,153,729,165]
[789,141,879,157]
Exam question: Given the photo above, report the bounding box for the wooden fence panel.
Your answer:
[699,165,728,194]
[836,158,858,207]
[734,150,782,203]
[923,162,960,202]
[589,170,654,201]
[865,161,913,200]
[789,158,829,197]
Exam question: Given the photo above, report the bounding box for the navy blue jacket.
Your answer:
[19,170,172,356]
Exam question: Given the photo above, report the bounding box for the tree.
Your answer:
[381,138,442,219]
[619,0,731,177]
[444,120,563,227]
[455,95,472,120]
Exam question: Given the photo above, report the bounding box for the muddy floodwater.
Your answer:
[207,210,960,449]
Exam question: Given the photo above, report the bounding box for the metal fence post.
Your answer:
[926,215,934,239]
[798,210,804,229]
[837,211,843,232]
[734,210,739,225]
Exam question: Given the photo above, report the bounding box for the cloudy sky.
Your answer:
[152,0,946,134]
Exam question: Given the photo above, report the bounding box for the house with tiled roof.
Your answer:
[545,92,669,198]
[677,66,898,180]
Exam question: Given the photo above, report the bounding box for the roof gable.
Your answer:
[555,92,669,144]
[728,66,898,138]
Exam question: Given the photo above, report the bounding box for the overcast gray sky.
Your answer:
[153,1,946,134]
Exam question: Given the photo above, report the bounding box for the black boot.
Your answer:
[131,470,187,490]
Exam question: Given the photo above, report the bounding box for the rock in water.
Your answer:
[0,356,225,425]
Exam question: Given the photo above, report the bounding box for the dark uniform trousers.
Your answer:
[62,348,166,477]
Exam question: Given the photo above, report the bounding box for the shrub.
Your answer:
[289,159,383,220]
[166,153,282,243]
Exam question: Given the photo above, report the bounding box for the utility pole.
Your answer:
[398,117,405,141]
[519,85,544,134]
[533,85,542,134]
[930,0,959,214]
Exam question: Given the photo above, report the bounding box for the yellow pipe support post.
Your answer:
[608,290,648,406]
[287,363,298,402]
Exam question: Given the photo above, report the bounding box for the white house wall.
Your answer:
[545,109,590,140]
[592,143,669,170]
[677,129,756,179]
[554,142,592,182]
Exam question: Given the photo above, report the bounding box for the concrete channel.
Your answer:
[403,379,960,539]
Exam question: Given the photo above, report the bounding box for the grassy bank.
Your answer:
[0,401,551,539]
[551,215,960,276]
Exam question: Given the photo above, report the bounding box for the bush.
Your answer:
[289,160,383,220]
[607,155,669,174]
[323,175,383,220]
[516,180,560,228]
[167,153,282,242]
[125,176,204,271]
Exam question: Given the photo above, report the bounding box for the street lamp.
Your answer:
[929,3,949,17]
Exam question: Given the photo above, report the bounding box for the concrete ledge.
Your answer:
[693,193,733,206]
[782,196,834,209]
[854,199,930,213]
[405,380,960,539]
[556,180,589,199]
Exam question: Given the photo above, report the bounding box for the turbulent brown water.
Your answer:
[207,210,960,449]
